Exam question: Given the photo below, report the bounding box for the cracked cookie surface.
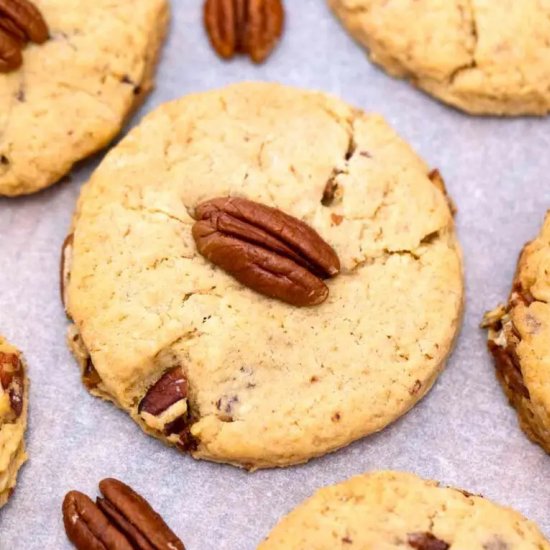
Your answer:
[484,213,550,453]
[0,336,28,508]
[328,0,550,116]
[259,471,550,549]
[0,0,169,197]
[64,82,463,469]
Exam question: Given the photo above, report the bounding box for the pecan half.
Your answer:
[0,15,25,42]
[0,351,24,420]
[0,27,22,72]
[408,532,450,550]
[98,478,185,550]
[0,0,48,44]
[204,0,284,63]
[0,0,48,73]
[192,197,340,307]
[63,490,134,550]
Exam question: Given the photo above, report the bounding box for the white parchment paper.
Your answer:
[2,1,550,548]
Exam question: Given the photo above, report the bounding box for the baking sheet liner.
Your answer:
[2,1,550,547]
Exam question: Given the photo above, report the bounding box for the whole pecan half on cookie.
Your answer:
[0,0,49,73]
[204,0,284,63]
[192,197,340,307]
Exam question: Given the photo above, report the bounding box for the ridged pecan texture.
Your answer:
[192,197,340,307]
[204,0,284,63]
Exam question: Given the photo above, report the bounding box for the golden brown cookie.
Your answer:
[260,471,550,549]
[63,82,463,469]
[484,212,550,452]
[0,0,169,196]
[0,336,28,508]
[329,0,550,116]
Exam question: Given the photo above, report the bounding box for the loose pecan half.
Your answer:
[204,0,284,63]
[408,532,450,550]
[63,490,134,550]
[0,0,48,44]
[0,351,24,420]
[98,478,185,550]
[192,197,340,307]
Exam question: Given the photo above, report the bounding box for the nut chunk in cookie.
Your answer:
[483,212,550,452]
[0,336,29,508]
[259,471,550,549]
[64,82,463,469]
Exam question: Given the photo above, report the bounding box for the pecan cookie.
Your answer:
[483,213,550,453]
[63,82,463,469]
[259,471,550,549]
[0,336,28,508]
[0,0,169,196]
[328,0,550,116]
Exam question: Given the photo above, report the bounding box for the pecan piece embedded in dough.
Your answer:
[407,532,450,550]
[138,367,195,449]
[0,350,24,420]
[192,196,340,307]
[138,367,188,417]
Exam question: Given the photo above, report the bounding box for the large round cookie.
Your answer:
[0,0,168,197]
[484,213,550,453]
[259,471,549,548]
[328,0,550,116]
[63,82,463,469]
[0,337,28,508]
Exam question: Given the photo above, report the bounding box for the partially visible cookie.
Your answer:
[259,471,550,549]
[328,0,550,116]
[0,337,28,508]
[0,0,169,196]
[484,212,550,452]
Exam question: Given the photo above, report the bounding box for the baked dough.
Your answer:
[329,0,550,116]
[0,0,169,196]
[484,212,550,453]
[0,337,28,508]
[260,471,550,549]
[64,82,463,469]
